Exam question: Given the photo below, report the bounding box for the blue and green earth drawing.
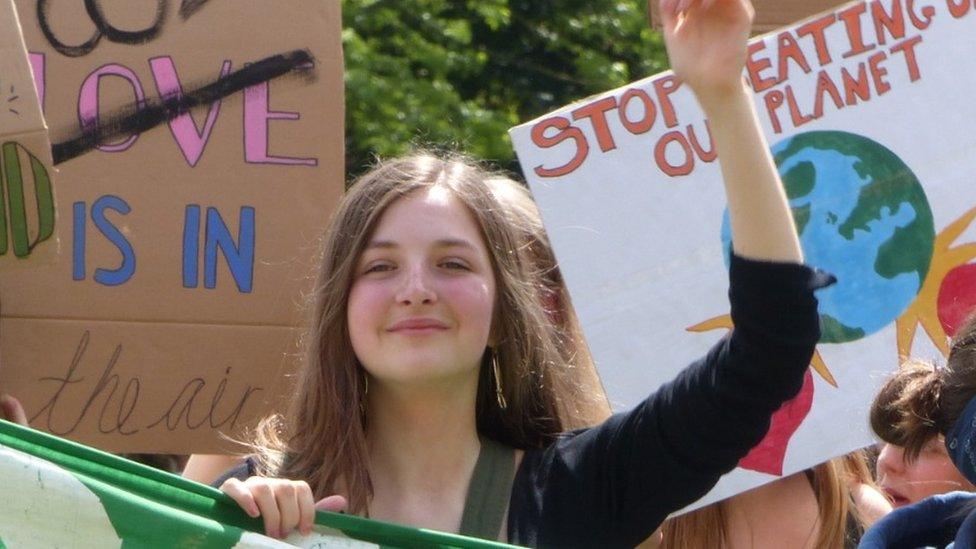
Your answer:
[721,130,935,343]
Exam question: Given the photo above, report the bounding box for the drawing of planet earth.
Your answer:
[721,130,935,343]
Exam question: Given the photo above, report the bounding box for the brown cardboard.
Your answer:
[0,0,58,266]
[649,0,848,32]
[0,1,344,452]
[0,318,302,454]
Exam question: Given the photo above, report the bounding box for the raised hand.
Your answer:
[655,0,801,262]
[658,0,754,103]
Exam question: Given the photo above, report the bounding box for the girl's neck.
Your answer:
[364,377,482,530]
[367,378,481,481]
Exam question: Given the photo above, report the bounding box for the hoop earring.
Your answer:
[491,348,508,410]
[360,372,369,418]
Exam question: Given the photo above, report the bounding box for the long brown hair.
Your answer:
[661,451,876,548]
[254,153,600,513]
[870,314,976,462]
[486,176,611,428]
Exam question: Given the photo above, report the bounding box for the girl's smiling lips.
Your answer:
[386,317,449,333]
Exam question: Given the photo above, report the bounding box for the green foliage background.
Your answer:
[343,0,669,179]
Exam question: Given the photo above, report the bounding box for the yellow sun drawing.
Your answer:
[895,205,976,359]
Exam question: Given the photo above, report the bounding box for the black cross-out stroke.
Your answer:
[51,49,316,165]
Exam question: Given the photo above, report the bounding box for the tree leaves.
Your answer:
[343,0,668,179]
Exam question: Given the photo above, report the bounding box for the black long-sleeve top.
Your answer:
[507,253,832,547]
[215,254,832,548]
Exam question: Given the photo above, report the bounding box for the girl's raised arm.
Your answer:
[660,0,802,263]
[507,7,830,546]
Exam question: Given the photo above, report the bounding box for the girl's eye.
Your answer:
[362,262,395,274]
[440,259,470,270]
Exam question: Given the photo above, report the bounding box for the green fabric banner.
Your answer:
[0,420,517,548]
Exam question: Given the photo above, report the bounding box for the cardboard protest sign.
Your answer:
[650,0,849,32]
[511,0,976,510]
[0,1,344,453]
[0,0,58,267]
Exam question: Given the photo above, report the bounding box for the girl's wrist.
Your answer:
[692,78,752,117]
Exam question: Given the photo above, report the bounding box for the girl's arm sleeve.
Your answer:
[509,253,834,549]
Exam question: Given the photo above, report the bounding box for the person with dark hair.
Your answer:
[860,314,976,548]
[870,359,975,509]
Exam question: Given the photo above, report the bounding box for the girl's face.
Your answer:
[876,439,976,508]
[347,187,496,388]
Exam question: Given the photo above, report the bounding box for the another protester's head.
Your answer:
[255,153,600,512]
[661,452,878,548]
[871,316,976,507]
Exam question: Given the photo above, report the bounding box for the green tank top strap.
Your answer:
[458,437,516,541]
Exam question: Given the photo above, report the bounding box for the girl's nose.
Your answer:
[876,443,906,477]
[395,264,436,305]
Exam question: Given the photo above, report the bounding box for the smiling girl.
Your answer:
[216,1,833,546]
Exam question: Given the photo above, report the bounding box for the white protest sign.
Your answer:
[510,0,976,510]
